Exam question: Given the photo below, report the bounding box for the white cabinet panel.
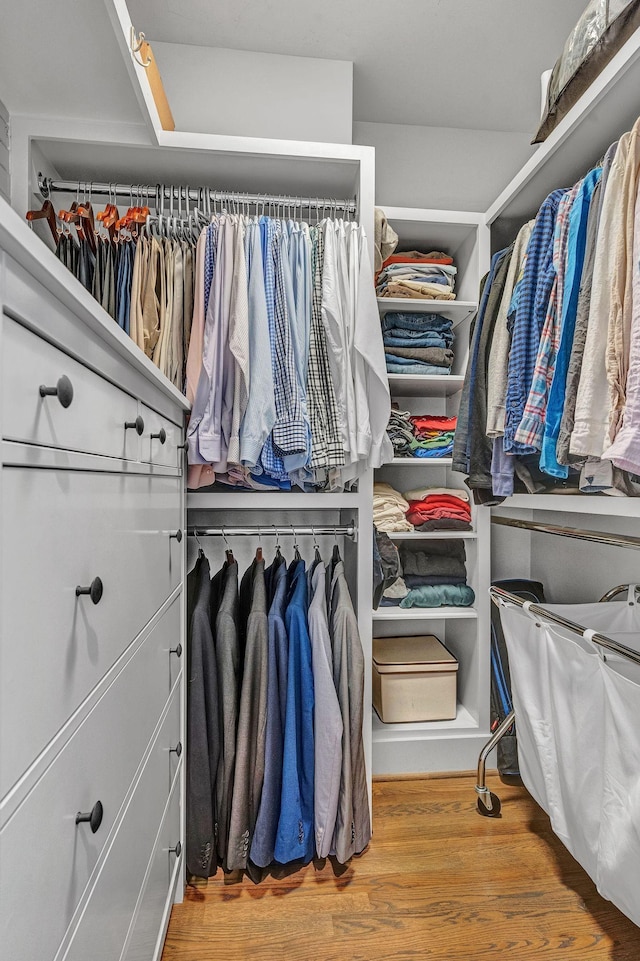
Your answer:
[0,469,182,796]
[2,315,141,461]
[61,708,182,961]
[0,609,181,961]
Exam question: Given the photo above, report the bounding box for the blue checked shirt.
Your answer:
[503,189,568,454]
[204,220,218,317]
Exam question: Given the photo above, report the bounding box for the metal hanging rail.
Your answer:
[491,515,640,551]
[489,586,640,666]
[187,524,356,539]
[37,174,357,215]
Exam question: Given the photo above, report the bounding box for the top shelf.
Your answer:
[486,30,640,232]
[377,299,476,327]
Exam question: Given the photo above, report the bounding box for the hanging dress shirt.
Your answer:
[228,216,251,466]
[274,559,315,865]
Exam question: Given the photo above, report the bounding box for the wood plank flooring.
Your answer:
[161,774,640,960]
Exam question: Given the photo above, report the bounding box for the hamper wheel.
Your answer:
[477,792,502,818]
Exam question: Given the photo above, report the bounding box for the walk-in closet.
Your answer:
[2,2,640,958]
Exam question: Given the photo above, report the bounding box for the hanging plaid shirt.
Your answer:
[256,217,288,480]
[503,188,569,453]
[515,182,581,450]
[307,225,345,471]
[204,219,218,317]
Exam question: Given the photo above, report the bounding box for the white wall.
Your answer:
[153,42,353,144]
[353,121,537,212]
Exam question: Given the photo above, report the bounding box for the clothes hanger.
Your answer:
[312,526,322,564]
[255,525,263,563]
[193,529,205,559]
[272,525,282,561]
[222,526,234,564]
[292,526,301,562]
[25,199,59,244]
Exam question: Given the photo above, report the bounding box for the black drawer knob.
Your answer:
[179,439,189,451]
[170,741,183,758]
[169,840,182,858]
[76,800,104,833]
[170,529,183,543]
[170,643,182,658]
[39,374,74,408]
[75,577,103,605]
[151,428,167,445]
[124,415,145,435]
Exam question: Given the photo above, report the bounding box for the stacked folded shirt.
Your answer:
[403,486,472,532]
[373,482,412,532]
[386,411,457,459]
[380,541,475,609]
[376,250,457,301]
[382,311,455,377]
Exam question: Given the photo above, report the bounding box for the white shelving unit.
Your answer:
[373,206,491,774]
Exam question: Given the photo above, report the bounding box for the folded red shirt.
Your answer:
[410,415,458,432]
[381,250,454,269]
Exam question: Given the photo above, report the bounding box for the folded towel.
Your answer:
[399,584,476,609]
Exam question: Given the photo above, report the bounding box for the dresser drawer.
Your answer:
[0,468,182,796]
[122,779,181,961]
[140,402,183,470]
[62,713,182,961]
[2,314,141,461]
[0,610,181,961]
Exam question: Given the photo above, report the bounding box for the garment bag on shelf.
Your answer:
[498,588,640,926]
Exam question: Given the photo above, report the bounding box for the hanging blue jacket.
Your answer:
[274,560,315,864]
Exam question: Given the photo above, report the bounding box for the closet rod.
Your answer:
[491,515,640,551]
[37,174,357,214]
[187,524,356,539]
[490,586,640,666]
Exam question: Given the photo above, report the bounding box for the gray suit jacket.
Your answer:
[308,563,343,858]
[227,559,268,870]
[214,560,240,870]
[329,559,371,863]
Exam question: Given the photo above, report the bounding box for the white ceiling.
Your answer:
[0,0,588,138]
[129,0,588,134]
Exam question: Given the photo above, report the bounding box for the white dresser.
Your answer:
[0,198,190,961]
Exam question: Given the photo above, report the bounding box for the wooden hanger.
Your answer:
[25,200,59,244]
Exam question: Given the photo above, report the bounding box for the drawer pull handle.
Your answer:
[169,840,182,858]
[170,741,183,758]
[124,415,145,435]
[76,800,104,834]
[39,374,74,409]
[75,577,104,605]
[151,428,167,445]
[170,643,183,658]
[170,529,183,543]
[179,439,189,452]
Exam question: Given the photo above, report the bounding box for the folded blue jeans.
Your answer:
[382,312,454,333]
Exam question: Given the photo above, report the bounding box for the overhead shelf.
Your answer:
[386,531,476,540]
[486,29,640,235]
[387,374,465,397]
[493,494,640,518]
[377,298,476,327]
[372,607,477,621]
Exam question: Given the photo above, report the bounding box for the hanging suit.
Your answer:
[185,556,221,877]
[227,559,268,870]
[274,560,315,864]
[329,558,371,862]
[213,560,240,870]
[251,557,289,867]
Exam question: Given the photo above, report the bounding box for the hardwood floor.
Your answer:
[161,774,640,960]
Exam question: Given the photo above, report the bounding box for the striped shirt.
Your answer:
[503,188,569,453]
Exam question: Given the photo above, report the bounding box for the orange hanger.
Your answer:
[25,200,59,244]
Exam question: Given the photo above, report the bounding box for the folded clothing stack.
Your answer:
[376,250,457,301]
[373,482,412,532]
[382,311,455,376]
[386,411,457,459]
[403,486,472,532]
[380,541,475,609]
